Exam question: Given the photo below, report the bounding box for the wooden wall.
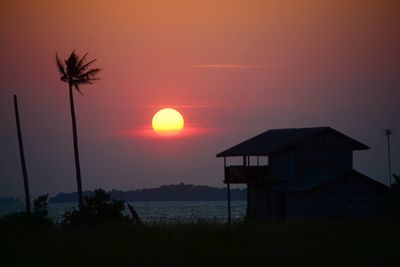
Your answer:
[268,132,354,182]
[285,173,388,220]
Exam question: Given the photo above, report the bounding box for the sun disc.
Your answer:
[152,108,184,136]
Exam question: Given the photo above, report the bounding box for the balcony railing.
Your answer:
[224,165,269,184]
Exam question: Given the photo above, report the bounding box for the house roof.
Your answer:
[272,170,388,192]
[216,127,369,157]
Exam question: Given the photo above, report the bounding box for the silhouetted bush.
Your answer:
[62,188,129,225]
[0,194,52,228]
[2,221,400,266]
[33,194,49,217]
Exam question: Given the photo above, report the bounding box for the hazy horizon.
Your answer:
[1,0,399,197]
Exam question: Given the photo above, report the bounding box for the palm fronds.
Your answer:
[55,50,101,92]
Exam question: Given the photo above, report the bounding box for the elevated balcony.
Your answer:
[224,165,269,184]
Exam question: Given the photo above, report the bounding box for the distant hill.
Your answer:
[49,183,247,203]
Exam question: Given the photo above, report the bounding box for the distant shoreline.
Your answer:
[1,183,247,204]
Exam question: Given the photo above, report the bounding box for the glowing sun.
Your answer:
[152,108,184,136]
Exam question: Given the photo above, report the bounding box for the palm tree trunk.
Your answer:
[13,95,31,213]
[68,84,84,210]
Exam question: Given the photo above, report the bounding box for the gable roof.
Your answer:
[216,127,369,157]
[272,170,388,192]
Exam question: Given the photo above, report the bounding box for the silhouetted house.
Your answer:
[217,127,389,220]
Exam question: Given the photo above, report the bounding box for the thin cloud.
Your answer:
[114,126,220,139]
[131,104,259,109]
[193,64,270,69]
[134,104,227,109]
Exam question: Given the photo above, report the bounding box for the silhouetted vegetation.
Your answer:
[2,191,400,266]
[0,195,52,229]
[62,189,129,225]
[1,221,400,266]
[33,194,49,217]
[56,50,101,210]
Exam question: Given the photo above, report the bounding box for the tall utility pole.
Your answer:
[14,95,31,213]
[382,129,395,187]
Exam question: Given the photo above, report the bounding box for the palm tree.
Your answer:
[56,51,101,210]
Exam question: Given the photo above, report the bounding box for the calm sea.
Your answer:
[0,201,246,223]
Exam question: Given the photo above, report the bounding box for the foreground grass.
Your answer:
[1,221,399,266]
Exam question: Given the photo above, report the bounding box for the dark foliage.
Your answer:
[56,51,101,94]
[33,194,49,217]
[63,188,129,225]
[2,221,400,266]
[0,195,52,229]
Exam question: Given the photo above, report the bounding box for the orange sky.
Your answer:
[1,0,399,196]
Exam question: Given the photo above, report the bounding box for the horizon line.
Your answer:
[193,64,271,69]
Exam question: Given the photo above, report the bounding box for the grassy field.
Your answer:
[1,221,400,266]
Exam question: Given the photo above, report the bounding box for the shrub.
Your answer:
[33,194,49,217]
[63,188,129,225]
[0,194,52,228]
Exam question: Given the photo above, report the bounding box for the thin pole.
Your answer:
[387,133,392,186]
[225,157,231,224]
[13,95,31,213]
[227,182,231,224]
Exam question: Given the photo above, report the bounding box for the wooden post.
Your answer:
[242,155,247,219]
[225,157,231,224]
[386,133,392,186]
[13,95,31,213]
[127,203,143,225]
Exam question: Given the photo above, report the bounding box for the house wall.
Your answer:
[285,192,316,219]
[285,174,388,220]
[268,132,353,182]
[247,183,269,219]
[268,150,296,182]
[294,132,353,175]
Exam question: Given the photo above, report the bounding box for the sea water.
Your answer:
[0,201,246,223]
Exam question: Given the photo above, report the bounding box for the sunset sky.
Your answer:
[1,0,399,197]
